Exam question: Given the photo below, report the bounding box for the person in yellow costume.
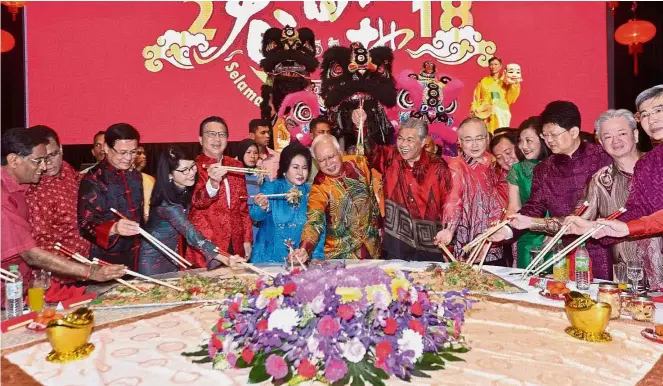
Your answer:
[470,57,521,134]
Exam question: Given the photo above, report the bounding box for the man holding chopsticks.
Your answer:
[489,101,613,279]
[2,128,125,301]
[78,123,144,269]
[187,116,253,267]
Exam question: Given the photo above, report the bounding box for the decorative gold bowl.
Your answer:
[45,308,95,362]
[564,291,612,342]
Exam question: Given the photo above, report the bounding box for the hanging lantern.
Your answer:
[1,29,15,53]
[607,1,620,16]
[614,2,657,76]
[1,1,26,21]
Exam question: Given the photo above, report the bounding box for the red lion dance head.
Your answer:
[276,90,321,147]
[389,61,464,156]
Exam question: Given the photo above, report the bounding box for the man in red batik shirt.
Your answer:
[187,116,253,267]
[26,126,91,281]
[369,118,453,261]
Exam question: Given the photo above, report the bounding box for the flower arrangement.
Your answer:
[183,264,472,385]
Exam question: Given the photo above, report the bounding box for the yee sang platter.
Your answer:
[90,274,257,309]
[409,262,526,294]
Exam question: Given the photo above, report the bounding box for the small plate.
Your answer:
[26,321,47,332]
[641,329,663,344]
[539,290,565,301]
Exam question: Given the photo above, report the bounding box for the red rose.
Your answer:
[383,318,398,335]
[228,302,240,319]
[376,340,392,359]
[211,335,223,350]
[242,347,255,364]
[257,319,268,331]
[291,268,301,275]
[337,304,354,321]
[408,319,425,335]
[410,301,423,316]
[282,282,297,296]
[297,359,317,379]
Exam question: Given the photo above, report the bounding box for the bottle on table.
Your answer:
[5,265,24,318]
[575,243,590,290]
[552,241,568,282]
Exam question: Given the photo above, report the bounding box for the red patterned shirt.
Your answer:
[26,161,91,259]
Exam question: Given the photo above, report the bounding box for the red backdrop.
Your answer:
[25,1,607,144]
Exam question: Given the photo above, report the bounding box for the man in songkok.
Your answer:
[2,128,124,301]
[569,85,663,286]
[569,110,661,286]
[436,117,508,263]
[249,118,279,181]
[289,134,381,261]
[470,57,521,133]
[369,118,452,261]
[78,123,143,269]
[491,101,613,279]
[187,116,253,265]
[26,126,92,281]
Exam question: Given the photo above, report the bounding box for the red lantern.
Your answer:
[607,1,620,16]
[614,2,657,76]
[1,29,15,53]
[1,1,26,21]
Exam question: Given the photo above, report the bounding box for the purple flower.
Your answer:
[227,353,238,367]
[265,354,288,380]
[325,359,348,382]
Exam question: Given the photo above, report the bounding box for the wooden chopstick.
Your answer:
[439,244,456,262]
[520,201,590,279]
[213,248,273,276]
[1,274,16,282]
[110,208,190,268]
[0,267,19,279]
[93,258,183,292]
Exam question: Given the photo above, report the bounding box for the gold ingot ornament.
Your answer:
[45,308,95,363]
[564,291,612,343]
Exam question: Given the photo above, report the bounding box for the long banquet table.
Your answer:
[2,261,662,386]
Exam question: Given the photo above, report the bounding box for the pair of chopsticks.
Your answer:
[110,208,191,269]
[0,267,18,283]
[202,164,270,176]
[284,241,307,271]
[466,209,508,268]
[520,201,589,279]
[527,207,626,277]
[462,209,510,254]
[213,248,273,277]
[55,243,183,292]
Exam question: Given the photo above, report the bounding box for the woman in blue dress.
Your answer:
[236,138,261,243]
[250,143,325,264]
[138,145,244,275]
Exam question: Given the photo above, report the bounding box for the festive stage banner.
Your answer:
[25,1,607,144]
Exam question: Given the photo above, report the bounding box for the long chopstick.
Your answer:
[93,258,183,292]
[54,243,145,293]
[110,208,191,268]
[0,267,18,279]
[0,274,15,283]
[463,209,508,254]
[285,241,307,270]
[521,201,590,279]
[476,242,493,271]
[213,248,273,277]
[439,244,456,262]
[529,208,626,277]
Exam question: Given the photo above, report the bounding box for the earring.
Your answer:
[169,176,173,182]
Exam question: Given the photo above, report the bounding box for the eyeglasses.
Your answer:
[460,135,487,144]
[635,105,663,122]
[110,147,138,158]
[45,150,62,164]
[204,131,229,139]
[174,164,197,176]
[540,130,567,141]
[26,157,48,166]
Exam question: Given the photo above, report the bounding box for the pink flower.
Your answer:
[268,298,279,313]
[325,359,348,382]
[228,302,240,319]
[282,282,297,295]
[265,354,288,380]
[408,319,425,336]
[227,353,238,367]
[210,335,223,351]
[410,301,423,316]
[337,304,354,321]
[297,359,317,379]
[383,318,397,335]
[318,315,341,337]
[376,340,392,359]
[257,319,268,331]
[215,318,226,333]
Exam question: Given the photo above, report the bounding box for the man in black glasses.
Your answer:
[77,123,143,269]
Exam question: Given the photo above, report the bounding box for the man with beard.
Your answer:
[369,118,452,261]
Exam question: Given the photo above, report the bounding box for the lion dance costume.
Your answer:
[259,26,320,151]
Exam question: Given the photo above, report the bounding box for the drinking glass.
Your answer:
[613,263,628,291]
[627,260,643,295]
[28,270,51,312]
